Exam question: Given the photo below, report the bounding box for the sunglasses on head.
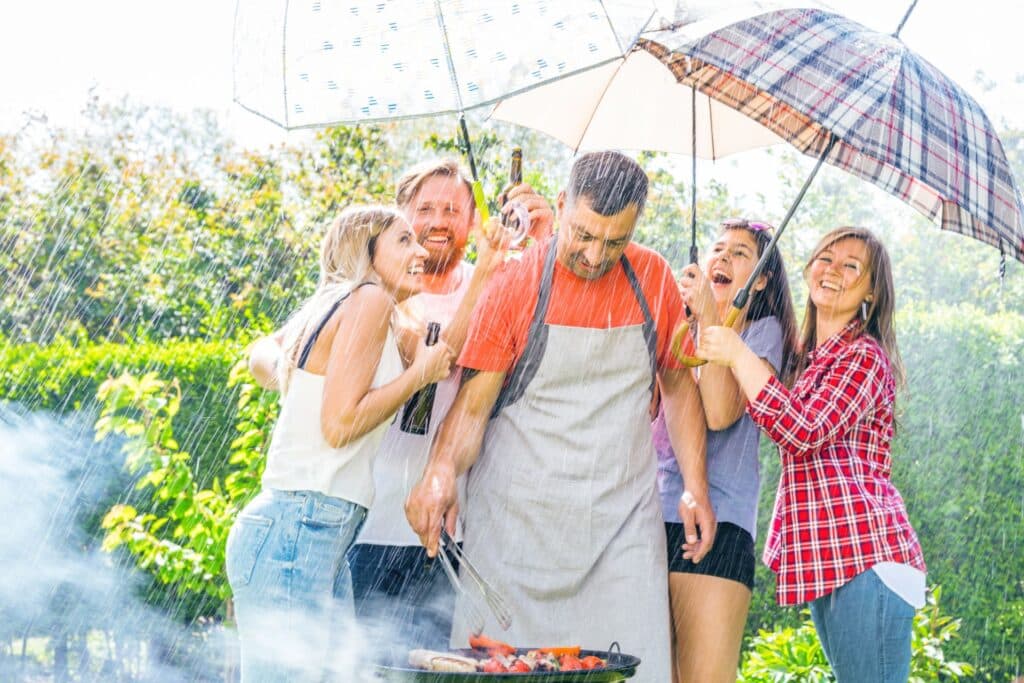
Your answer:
[722,218,774,232]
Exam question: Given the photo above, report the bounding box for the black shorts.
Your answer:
[665,521,756,590]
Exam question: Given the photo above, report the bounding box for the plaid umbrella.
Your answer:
[652,6,1024,265]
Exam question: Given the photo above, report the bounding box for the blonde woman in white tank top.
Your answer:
[225,206,454,682]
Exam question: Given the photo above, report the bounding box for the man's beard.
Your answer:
[423,248,463,275]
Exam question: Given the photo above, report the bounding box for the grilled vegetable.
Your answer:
[538,646,581,658]
[469,634,516,657]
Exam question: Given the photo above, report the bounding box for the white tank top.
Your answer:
[357,261,474,546]
[261,327,403,509]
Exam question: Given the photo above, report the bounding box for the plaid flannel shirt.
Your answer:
[748,321,925,606]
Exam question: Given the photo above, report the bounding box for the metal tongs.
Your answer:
[438,528,514,633]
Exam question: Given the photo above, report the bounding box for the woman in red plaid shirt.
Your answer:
[697,227,925,682]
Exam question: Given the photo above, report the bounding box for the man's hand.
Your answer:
[501,183,554,241]
[405,462,458,557]
[678,489,717,563]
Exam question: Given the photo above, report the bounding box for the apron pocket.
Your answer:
[504,478,594,580]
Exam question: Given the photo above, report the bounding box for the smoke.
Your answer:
[0,406,226,682]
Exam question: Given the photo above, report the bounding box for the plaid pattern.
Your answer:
[645,8,1024,264]
[747,322,925,606]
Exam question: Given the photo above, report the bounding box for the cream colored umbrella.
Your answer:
[489,39,784,159]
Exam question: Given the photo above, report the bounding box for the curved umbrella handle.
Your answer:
[670,306,743,367]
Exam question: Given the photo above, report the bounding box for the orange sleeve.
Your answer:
[635,247,691,370]
[457,258,534,373]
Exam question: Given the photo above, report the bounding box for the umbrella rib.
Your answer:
[575,57,631,151]
[433,0,466,115]
[281,0,291,128]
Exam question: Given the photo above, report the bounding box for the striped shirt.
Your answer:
[749,321,925,606]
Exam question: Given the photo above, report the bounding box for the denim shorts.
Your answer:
[226,489,367,682]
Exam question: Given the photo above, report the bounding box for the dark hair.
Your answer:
[565,150,648,217]
[720,222,800,386]
[798,226,904,387]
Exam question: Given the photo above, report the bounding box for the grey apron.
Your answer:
[452,246,671,683]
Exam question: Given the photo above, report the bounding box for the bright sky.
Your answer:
[0,0,1021,148]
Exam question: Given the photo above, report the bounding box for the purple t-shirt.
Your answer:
[654,315,784,539]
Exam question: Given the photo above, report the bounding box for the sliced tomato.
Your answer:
[481,659,508,673]
[580,655,605,670]
[559,654,583,671]
[509,659,531,672]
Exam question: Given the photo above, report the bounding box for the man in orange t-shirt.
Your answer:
[406,151,710,682]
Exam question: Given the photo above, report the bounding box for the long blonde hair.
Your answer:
[278,205,404,392]
[797,226,904,388]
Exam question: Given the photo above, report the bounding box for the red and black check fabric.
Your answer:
[647,8,1024,264]
[747,321,925,606]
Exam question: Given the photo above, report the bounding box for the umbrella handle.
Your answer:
[670,306,743,367]
[471,180,490,223]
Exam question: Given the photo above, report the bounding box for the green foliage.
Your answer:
[740,590,975,683]
[0,335,242,490]
[911,587,976,682]
[0,100,398,344]
[95,363,276,607]
[738,616,832,683]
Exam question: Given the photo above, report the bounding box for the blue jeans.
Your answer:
[809,568,915,683]
[226,489,367,683]
[348,542,457,661]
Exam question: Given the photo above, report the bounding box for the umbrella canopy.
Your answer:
[488,38,784,159]
[654,6,1024,264]
[232,0,655,130]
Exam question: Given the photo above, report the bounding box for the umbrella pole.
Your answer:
[458,114,491,222]
[722,133,838,327]
[689,77,698,265]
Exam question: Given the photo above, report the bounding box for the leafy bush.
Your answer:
[740,589,974,682]
[96,363,276,606]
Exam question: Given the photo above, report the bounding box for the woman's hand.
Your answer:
[412,336,454,387]
[697,325,747,367]
[474,216,514,277]
[678,263,717,323]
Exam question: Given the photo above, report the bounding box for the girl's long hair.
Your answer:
[797,226,904,387]
[723,224,800,386]
[278,205,404,393]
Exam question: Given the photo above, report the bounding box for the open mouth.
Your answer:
[819,280,841,292]
[407,263,424,275]
[423,231,451,247]
[711,272,732,285]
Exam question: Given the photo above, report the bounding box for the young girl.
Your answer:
[226,206,454,681]
[697,227,926,682]
[654,218,798,683]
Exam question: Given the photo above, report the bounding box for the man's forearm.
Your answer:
[661,369,708,493]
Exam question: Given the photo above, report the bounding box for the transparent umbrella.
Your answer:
[232,0,655,223]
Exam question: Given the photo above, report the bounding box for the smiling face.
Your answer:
[402,174,474,275]
[555,193,637,280]
[370,218,429,302]
[805,236,872,323]
[705,228,767,305]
